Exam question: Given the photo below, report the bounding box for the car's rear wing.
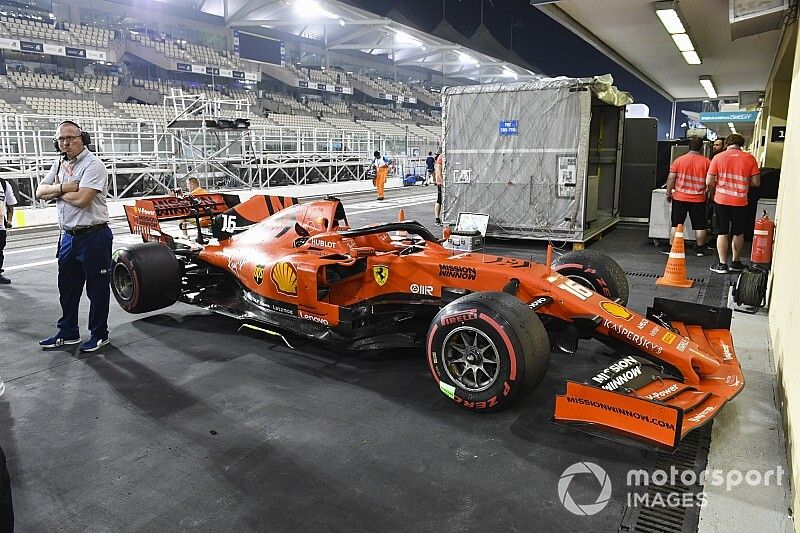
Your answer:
[123,193,299,244]
[123,193,236,245]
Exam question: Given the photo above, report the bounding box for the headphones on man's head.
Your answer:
[53,120,91,153]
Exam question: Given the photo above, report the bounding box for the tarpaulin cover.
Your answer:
[441,75,629,240]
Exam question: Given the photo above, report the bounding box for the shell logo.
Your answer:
[271,262,297,296]
[600,301,633,321]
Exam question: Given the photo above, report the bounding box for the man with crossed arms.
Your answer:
[35,121,112,352]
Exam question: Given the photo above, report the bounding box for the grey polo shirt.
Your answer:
[42,148,109,230]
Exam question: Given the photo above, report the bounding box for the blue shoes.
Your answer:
[79,336,110,353]
[39,334,81,348]
[40,333,109,352]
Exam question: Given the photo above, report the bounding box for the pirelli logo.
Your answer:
[440,309,478,326]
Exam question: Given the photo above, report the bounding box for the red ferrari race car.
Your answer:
[113,192,744,451]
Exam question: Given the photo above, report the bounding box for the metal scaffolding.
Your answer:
[0,91,438,208]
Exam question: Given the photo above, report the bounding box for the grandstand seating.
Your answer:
[352,103,395,121]
[64,23,114,48]
[400,123,437,139]
[321,117,371,133]
[357,120,407,137]
[9,71,80,93]
[420,124,442,137]
[325,100,349,115]
[115,102,165,122]
[132,79,176,96]
[0,99,16,114]
[0,16,66,44]
[227,89,257,103]
[263,93,308,114]
[306,99,339,115]
[0,76,16,91]
[348,73,413,97]
[74,75,119,95]
[129,33,248,70]
[413,85,440,103]
[22,96,117,118]
[269,113,331,130]
[0,17,114,48]
[186,87,226,101]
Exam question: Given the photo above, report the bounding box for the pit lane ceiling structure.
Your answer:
[196,0,542,84]
[195,0,782,102]
[534,0,782,101]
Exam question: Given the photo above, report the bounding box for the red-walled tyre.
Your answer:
[111,242,180,313]
[552,250,629,305]
[426,291,550,412]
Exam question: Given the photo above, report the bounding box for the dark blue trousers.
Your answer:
[57,225,113,339]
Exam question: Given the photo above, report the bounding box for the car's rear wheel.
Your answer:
[426,291,550,412]
[552,250,629,305]
[112,242,181,313]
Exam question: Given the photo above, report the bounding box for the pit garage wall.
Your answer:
[767,22,800,530]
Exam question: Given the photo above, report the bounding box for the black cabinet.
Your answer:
[619,118,658,220]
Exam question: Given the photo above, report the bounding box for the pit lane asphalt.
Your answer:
[0,185,730,532]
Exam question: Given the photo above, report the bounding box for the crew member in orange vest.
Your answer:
[706,133,760,274]
[664,136,711,257]
[371,150,392,201]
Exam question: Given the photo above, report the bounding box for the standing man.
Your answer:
[433,149,444,226]
[35,121,112,352]
[663,137,711,256]
[706,133,760,274]
[711,138,725,159]
[424,151,435,186]
[372,150,391,201]
[178,176,209,237]
[0,177,17,284]
[186,176,208,195]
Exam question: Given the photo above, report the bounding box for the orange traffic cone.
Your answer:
[656,224,694,288]
[394,209,407,240]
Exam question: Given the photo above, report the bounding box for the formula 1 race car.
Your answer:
[114,192,744,451]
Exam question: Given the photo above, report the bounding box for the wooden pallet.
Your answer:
[571,219,619,250]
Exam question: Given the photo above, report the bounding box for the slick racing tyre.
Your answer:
[427,291,550,412]
[552,250,629,305]
[111,242,180,313]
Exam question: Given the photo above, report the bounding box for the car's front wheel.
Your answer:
[426,291,550,412]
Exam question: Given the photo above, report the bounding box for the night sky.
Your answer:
[343,0,699,139]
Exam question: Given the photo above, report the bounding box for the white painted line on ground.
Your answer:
[348,195,436,215]
[4,259,57,271]
[5,245,56,255]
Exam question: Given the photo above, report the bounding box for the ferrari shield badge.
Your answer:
[373,265,389,286]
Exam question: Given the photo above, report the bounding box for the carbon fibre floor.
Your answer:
[0,186,740,532]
